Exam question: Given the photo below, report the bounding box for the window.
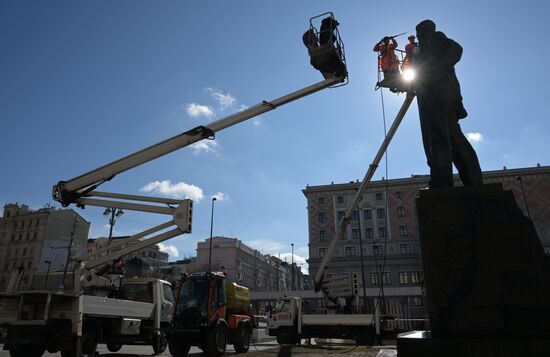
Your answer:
[337,211,345,221]
[395,191,403,199]
[25,233,29,240]
[337,196,344,204]
[370,272,391,285]
[378,227,387,238]
[363,209,372,220]
[30,247,34,255]
[319,248,327,258]
[399,226,408,237]
[33,232,37,239]
[365,228,373,239]
[345,246,356,257]
[27,261,32,269]
[410,271,423,284]
[319,212,326,223]
[15,248,19,257]
[342,231,348,240]
[408,297,423,306]
[27,220,31,228]
[163,283,176,303]
[22,247,27,256]
[376,208,386,219]
[352,210,359,221]
[319,230,326,241]
[373,245,384,256]
[352,229,361,239]
[318,197,325,204]
[397,207,405,217]
[399,272,409,284]
[400,243,412,254]
[375,192,383,201]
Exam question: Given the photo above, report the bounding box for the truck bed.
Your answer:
[83,295,154,319]
[302,314,374,326]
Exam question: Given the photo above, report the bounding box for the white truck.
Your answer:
[0,13,348,357]
[0,277,175,357]
[268,296,377,346]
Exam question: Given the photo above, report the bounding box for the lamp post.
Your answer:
[103,207,124,246]
[516,176,532,220]
[208,197,217,273]
[44,260,52,289]
[291,243,294,291]
[62,213,78,290]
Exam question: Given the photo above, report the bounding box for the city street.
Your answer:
[0,341,280,357]
[0,342,395,357]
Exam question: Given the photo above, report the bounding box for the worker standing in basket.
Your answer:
[374,36,400,87]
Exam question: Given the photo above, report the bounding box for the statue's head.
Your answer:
[416,20,436,45]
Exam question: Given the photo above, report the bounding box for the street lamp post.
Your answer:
[208,197,217,273]
[104,207,124,246]
[291,243,294,291]
[44,260,52,289]
[62,213,78,290]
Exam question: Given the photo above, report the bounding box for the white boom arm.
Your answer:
[51,75,346,288]
[314,92,415,296]
[52,76,344,207]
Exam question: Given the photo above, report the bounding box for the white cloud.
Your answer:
[208,88,236,109]
[186,103,214,119]
[466,132,484,143]
[190,139,219,155]
[211,192,227,201]
[140,180,204,201]
[157,243,179,257]
[253,119,261,126]
[247,239,286,253]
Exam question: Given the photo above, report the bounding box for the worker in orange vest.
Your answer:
[374,36,399,84]
[402,35,418,72]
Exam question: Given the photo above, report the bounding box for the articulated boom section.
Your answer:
[314,93,416,299]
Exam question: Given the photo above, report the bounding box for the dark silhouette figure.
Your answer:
[319,17,339,46]
[414,20,482,188]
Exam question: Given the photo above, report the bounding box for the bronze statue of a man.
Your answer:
[414,20,482,188]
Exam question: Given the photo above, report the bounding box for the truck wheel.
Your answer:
[276,328,297,345]
[9,343,46,357]
[152,332,168,354]
[168,338,190,357]
[233,322,251,353]
[204,320,228,357]
[106,343,122,352]
[60,333,97,357]
[355,328,375,346]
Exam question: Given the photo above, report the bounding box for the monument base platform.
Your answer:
[397,330,550,357]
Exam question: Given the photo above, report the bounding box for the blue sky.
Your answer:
[1,1,549,273]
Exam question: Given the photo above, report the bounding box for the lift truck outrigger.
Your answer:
[0,13,347,357]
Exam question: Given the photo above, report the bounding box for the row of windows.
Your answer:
[4,260,33,271]
[320,207,407,224]
[318,243,413,257]
[319,226,408,241]
[2,219,43,231]
[370,271,422,286]
[319,191,404,205]
[10,232,39,242]
[6,247,35,258]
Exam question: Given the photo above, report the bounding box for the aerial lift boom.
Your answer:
[314,92,416,299]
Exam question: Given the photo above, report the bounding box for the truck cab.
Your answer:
[169,272,252,357]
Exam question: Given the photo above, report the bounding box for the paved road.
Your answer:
[0,341,280,357]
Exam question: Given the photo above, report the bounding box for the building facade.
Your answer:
[0,203,90,291]
[304,165,550,325]
[195,236,302,293]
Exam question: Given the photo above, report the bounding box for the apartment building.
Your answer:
[0,203,90,291]
[304,165,550,322]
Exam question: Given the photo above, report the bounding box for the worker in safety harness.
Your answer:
[401,35,418,73]
[374,36,400,88]
[414,19,482,188]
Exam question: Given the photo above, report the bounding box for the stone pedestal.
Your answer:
[397,184,550,356]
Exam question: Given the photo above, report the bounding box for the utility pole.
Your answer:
[208,197,217,273]
[62,213,78,290]
[291,243,294,291]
